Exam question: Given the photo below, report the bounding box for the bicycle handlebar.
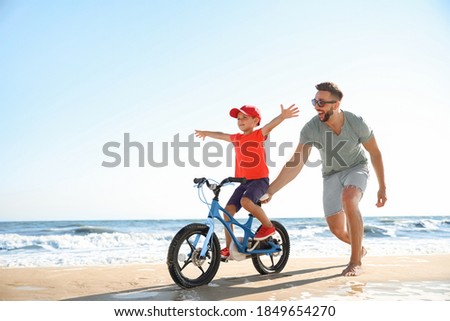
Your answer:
[193,177,206,185]
[193,177,246,189]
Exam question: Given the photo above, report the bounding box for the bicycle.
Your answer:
[166,177,290,288]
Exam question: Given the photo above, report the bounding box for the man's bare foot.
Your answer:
[341,263,362,276]
[347,247,367,264]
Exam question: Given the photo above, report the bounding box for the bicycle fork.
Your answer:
[198,217,215,259]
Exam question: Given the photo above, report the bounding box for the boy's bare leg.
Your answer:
[240,197,273,227]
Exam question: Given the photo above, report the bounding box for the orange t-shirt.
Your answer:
[230,129,269,180]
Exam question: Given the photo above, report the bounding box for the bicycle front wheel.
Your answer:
[251,220,290,274]
[167,223,221,288]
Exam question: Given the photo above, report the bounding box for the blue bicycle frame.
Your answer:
[198,198,282,259]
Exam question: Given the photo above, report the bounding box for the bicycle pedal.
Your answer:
[247,239,272,252]
[257,241,272,250]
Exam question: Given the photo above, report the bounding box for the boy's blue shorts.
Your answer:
[226,177,269,212]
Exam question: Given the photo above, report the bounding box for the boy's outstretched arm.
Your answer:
[194,130,231,142]
[261,104,299,136]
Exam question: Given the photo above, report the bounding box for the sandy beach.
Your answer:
[1,254,450,301]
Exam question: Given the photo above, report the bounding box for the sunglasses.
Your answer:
[311,99,337,108]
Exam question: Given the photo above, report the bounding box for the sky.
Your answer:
[1,0,449,222]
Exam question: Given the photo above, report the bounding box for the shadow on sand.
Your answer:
[66,264,345,301]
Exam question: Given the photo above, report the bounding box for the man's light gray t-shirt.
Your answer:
[299,110,373,177]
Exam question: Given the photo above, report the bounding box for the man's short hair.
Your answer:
[315,82,344,101]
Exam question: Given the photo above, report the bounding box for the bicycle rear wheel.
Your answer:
[167,223,221,288]
[251,220,290,274]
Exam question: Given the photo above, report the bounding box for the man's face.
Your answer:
[314,91,337,122]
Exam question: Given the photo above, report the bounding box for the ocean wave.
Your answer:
[6,244,45,252]
[32,225,119,236]
[0,232,173,252]
[398,218,444,230]
[1,216,449,267]
[363,225,393,238]
[71,226,117,235]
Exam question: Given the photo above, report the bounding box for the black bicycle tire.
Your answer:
[251,220,290,274]
[167,223,221,288]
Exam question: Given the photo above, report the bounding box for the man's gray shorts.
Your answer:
[323,163,369,217]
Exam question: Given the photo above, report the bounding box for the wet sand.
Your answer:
[1,255,450,301]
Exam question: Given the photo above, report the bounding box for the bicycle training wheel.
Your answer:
[167,223,221,288]
[251,220,290,274]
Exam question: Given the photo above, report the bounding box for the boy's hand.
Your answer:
[194,130,231,142]
[194,130,207,140]
[280,104,300,119]
[261,103,299,136]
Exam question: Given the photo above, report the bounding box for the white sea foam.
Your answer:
[1,216,449,267]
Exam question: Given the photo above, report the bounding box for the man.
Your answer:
[264,82,387,276]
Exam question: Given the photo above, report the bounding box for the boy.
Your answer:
[195,104,298,259]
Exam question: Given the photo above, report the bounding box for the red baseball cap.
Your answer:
[229,105,261,126]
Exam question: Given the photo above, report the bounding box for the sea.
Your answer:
[1,216,449,268]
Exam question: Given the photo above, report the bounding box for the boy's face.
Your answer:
[237,112,259,132]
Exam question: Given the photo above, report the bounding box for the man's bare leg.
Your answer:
[326,211,367,259]
[326,211,350,243]
[341,185,364,276]
[326,211,367,275]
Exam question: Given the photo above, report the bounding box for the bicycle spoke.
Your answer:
[197,266,205,274]
[269,255,275,268]
[179,258,192,271]
[186,238,196,251]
